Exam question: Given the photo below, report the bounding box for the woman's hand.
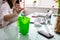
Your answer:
[13,3,24,15]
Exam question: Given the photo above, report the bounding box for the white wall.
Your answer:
[25,0,58,15]
[25,0,58,8]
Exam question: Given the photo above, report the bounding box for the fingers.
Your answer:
[15,4,24,10]
[21,8,24,10]
[15,3,20,6]
[13,3,25,14]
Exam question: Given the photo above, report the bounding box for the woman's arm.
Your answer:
[4,14,16,21]
[4,4,24,22]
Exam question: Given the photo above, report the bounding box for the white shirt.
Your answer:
[0,0,3,24]
[0,2,13,27]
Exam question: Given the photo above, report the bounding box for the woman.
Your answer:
[0,0,24,28]
[0,0,24,40]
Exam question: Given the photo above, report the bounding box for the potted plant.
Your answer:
[55,0,60,33]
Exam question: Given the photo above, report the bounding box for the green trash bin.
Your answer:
[17,16,30,35]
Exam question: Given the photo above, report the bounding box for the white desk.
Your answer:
[0,14,60,40]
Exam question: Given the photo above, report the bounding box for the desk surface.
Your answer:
[0,14,60,40]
